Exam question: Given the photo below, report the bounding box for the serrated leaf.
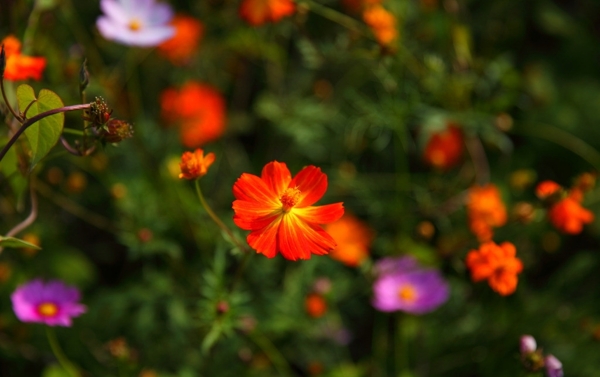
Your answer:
[16,84,65,168]
[0,236,42,250]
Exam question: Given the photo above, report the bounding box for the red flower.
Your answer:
[363,5,398,46]
[305,293,327,318]
[179,149,215,180]
[239,0,296,26]
[232,161,344,260]
[2,35,46,81]
[423,123,464,170]
[548,194,594,234]
[160,82,226,147]
[158,15,204,65]
[465,241,523,296]
[535,180,562,200]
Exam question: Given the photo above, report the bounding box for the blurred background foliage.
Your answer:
[2,0,600,376]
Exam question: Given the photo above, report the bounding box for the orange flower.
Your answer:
[363,5,398,46]
[305,293,327,318]
[160,82,226,147]
[341,0,382,14]
[179,149,215,180]
[325,213,374,267]
[239,0,296,26]
[548,193,594,234]
[535,180,562,200]
[158,15,204,65]
[423,123,464,170]
[1,35,46,81]
[232,161,344,260]
[466,184,507,242]
[465,241,523,296]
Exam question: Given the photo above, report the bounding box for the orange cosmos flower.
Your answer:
[158,15,204,65]
[535,180,562,200]
[239,0,296,26]
[465,241,523,296]
[232,161,344,260]
[1,35,46,81]
[466,184,507,242]
[423,123,464,170]
[363,5,398,46]
[548,192,594,234]
[160,81,226,147]
[305,293,327,318]
[179,149,215,180]
[325,213,374,267]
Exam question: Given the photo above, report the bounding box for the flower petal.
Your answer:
[233,199,281,230]
[233,173,279,205]
[290,165,328,207]
[278,214,337,260]
[100,0,130,25]
[294,203,344,224]
[261,161,292,198]
[247,217,282,258]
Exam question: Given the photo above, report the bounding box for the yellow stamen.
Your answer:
[280,187,302,212]
[37,302,58,317]
[398,285,416,302]
[128,19,142,31]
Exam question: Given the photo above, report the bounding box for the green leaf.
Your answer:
[16,84,65,168]
[0,236,41,250]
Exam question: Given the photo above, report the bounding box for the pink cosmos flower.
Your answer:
[11,279,86,327]
[97,0,175,47]
[372,256,449,314]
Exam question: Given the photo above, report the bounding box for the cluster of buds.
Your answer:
[520,335,563,377]
[85,97,133,145]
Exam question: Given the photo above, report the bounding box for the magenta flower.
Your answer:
[97,0,175,47]
[11,279,86,327]
[520,334,537,355]
[545,355,563,377]
[372,256,449,314]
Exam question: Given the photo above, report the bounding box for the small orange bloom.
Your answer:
[548,193,594,234]
[158,15,204,65]
[341,0,382,14]
[465,241,523,296]
[160,82,226,147]
[232,161,344,260]
[179,149,216,180]
[325,213,374,267]
[466,184,507,242]
[535,180,562,200]
[1,35,46,81]
[423,123,464,170]
[363,5,398,46]
[305,293,327,318]
[239,0,296,26]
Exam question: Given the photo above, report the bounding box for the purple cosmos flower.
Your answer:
[11,279,86,327]
[520,334,537,355]
[97,0,175,47]
[545,355,563,377]
[372,256,450,314]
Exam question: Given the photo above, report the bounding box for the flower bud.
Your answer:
[544,354,563,377]
[100,119,134,144]
[520,335,537,354]
[88,97,112,126]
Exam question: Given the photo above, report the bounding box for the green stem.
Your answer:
[0,103,91,163]
[247,331,294,377]
[0,76,22,122]
[302,0,366,36]
[194,180,248,253]
[22,0,43,54]
[395,313,409,377]
[46,327,78,377]
[62,128,85,136]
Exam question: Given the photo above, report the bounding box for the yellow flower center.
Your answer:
[37,302,58,317]
[280,187,302,212]
[398,285,417,302]
[128,19,142,31]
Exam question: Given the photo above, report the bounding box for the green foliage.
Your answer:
[16,84,64,168]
